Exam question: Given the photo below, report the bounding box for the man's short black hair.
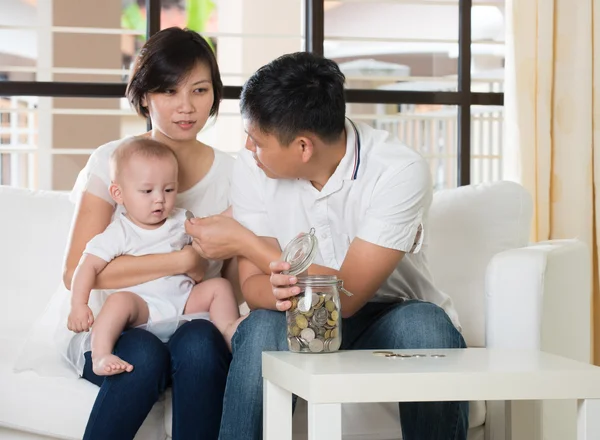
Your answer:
[126,27,222,118]
[240,52,346,146]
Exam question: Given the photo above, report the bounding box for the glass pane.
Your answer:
[470,5,505,92]
[0,152,36,189]
[347,103,459,191]
[199,99,244,155]
[470,105,504,184]
[52,154,90,191]
[325,1,459,92]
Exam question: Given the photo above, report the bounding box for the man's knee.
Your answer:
[232,309,287,353]
[389,301,465,349]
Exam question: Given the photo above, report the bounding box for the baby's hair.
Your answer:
[110,138,178,182]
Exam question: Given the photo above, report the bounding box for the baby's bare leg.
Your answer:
[91,291,149,376]
[184,278,242,350]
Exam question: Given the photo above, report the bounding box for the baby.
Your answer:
[67,138,240,376]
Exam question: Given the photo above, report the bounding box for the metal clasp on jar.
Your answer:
[337,279,353,296]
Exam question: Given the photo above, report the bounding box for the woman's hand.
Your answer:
[178,245,207,283]
[269,261,301,312]
[185,215,248,260]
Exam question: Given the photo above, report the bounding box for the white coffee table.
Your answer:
[262,348,600,440]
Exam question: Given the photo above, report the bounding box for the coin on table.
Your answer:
[300,328,316,342]
[372,350,394,357]
[308,338,324,353]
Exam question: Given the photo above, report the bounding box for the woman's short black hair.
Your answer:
[240,52,346,146]
[126,27,223,118]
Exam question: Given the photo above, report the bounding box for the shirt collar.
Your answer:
[338,118,362,181]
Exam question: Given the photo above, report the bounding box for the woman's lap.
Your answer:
[82,319,231,440]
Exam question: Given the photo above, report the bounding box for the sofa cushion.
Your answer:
[0,186,74,336]
[428,181,533,347]
[0,337,166,440]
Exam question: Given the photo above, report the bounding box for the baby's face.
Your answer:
[119,156,178,226]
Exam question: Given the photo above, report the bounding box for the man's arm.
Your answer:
[240,237,404,317]
[238,237,283,310]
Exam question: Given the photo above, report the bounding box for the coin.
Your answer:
[298,296,312,313]
[290,325,301,337]
[373,350,394,356]
[325,300,336,312]
[300,328,316,342]
[308,338,324,353]
[330,310,339,321]
[288,336,301,352]
[295,315,308,329]
[326,337,341,352]
[311,293,320,307]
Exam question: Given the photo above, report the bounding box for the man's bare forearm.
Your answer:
[242,274,278,311]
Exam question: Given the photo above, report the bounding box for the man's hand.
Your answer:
[67,304,94,333]
[185,215,247,260]
[269,261,301,311]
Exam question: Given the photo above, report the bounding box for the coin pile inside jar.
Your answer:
[287,290,341,353]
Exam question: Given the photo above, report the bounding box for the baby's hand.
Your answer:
[67,304,94,333]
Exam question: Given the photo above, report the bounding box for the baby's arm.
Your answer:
[67,254,109,333]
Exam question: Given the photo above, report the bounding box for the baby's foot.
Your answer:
[92,354,133,376]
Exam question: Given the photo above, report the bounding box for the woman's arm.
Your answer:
[63,192,205,290]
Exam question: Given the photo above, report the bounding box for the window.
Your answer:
[0,0,503,191]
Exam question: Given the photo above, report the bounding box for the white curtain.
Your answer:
[505,0,600,358]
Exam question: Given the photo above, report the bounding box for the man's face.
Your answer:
[243,120,302,180]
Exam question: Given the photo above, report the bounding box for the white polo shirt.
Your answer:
[231,119,460,329]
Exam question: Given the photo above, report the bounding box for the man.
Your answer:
[219,52,468,440]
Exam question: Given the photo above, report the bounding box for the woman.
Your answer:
[63,27,252,440]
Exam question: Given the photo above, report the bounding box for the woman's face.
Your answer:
[144,62,215,143]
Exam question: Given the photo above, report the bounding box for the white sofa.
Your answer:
[0,181,590,440]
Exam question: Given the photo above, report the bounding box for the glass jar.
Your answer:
[281,229,351,353]
[286,275,343,353]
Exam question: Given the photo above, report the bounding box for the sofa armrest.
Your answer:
[485,239,590,358]
[484,239,590,440]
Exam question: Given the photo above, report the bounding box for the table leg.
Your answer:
[307,401,341,440]
[263,379,292,440]
[577,399,600,440]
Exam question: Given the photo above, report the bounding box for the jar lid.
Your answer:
[281,228,318,276]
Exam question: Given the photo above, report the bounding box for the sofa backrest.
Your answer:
[0,181,533,348]
[427,181,533,347]
[0,186,74,337]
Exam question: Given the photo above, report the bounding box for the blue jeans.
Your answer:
[82,319,231,440]
[219,300,468,440]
